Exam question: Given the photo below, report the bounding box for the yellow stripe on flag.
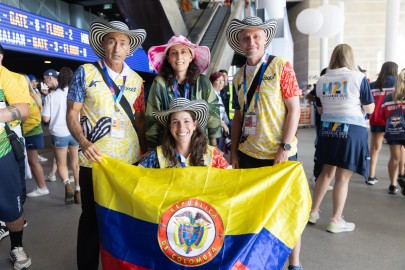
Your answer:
[93,156,311,249]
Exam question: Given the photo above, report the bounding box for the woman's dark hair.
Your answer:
[57,67,73,89]
[158,57,200,84]
[161,111,207,167]
[375,61,398,90]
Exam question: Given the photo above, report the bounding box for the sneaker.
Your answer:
[45,174,56,182]
[65,183,74,205]
[326,218,355,233]
[288,265,303,270]
[9,247,32,270]
[26,188,49,198]
[398,178,405,196]
[0,225,9,240]
[74,191,81,204]
[366,177,378,185]
[388,184,398,194]
[69,175,74,183]
[37,154,48,162]
[308,211,320,224]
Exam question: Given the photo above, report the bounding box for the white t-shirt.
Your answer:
[42,87,72,137]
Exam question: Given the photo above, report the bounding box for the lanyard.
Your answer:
[101,61,127,112]
[176,153,187,168]
[173,79,190,99]
[243,54,269,110]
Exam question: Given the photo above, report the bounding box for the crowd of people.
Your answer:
[0,12,404,270]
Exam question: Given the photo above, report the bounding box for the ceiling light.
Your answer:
[44,60,51,64]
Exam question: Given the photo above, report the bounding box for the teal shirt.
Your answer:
[145,74,221,148]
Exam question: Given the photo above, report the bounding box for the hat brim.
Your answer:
[148,42,210,73]
[89,19,146,59]
[153,100,208,128]
[226,19,277,56]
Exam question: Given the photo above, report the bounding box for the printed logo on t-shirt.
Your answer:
[322,81,348,98]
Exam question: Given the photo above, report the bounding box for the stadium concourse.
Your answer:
[0,127,404,270]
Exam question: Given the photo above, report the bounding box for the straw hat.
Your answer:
[153,98,208,128]
[226,16,277,56]
[148,35,210,73]
[89,19,146,59]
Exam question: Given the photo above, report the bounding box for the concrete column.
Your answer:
[320,0,329,70]
[320,38,328,70]
[336,0,344,44]
[70,4,85,29]
[385,0,400,62]
[257,0,284,19]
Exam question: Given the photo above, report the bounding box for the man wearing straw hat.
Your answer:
[67,20,147,270]
[226,16,303,269]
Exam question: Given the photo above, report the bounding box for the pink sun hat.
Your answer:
[148,35,211,73]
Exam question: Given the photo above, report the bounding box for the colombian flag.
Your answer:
[93,156,311,270]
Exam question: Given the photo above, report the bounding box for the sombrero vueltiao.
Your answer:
[89,19,146,59]
[226,16,278,56]
[153,98,208,128]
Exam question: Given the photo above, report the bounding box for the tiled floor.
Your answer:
[0,127,404,269]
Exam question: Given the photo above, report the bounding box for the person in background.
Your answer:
[139,98,230,169]
[43,69,64,180]
[42,67,80,204]
[28,74,48,163]
[210,72,230,152]
[146,35,221,149]
[24,74,49,198]
[381,68,405,195]
[367,61,398,185]
[67,19,147,270]
[42,69,58,107]
[309,44,374,233]
[226,16,302,270]
[305,68,333,191]
[219,69,231,120]
[0,43,32,269]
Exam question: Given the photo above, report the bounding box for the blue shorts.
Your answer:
[370,126,385,133]
[25,133,44,149]
[0,151,24,222]
[51,135,79,148]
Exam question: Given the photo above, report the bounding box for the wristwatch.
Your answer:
[280,143,292,151]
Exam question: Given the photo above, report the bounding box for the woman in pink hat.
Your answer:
[146,35,221,149]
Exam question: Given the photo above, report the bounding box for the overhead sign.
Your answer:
[0,2,150,72]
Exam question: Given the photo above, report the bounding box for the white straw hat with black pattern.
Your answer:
[226,16,278,56]
[153,98,208,128]
[89,19,146,59]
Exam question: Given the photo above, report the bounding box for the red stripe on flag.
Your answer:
[101,248,151,270]
[231,260,250,270]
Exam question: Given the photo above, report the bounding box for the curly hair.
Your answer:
[57,67,73,89]
[158,58,200,84]
[161,111,207,167]
[375,61,398,90]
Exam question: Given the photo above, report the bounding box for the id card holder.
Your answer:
[110,112,126,139]
[242,112,257,136]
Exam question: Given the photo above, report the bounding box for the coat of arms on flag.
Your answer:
[93,156,311,270]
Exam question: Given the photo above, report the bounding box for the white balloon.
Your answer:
[313,4,345,38]
[296,8,323,35]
